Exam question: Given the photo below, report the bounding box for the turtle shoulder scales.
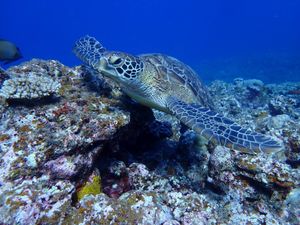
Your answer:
[139,53,213,108]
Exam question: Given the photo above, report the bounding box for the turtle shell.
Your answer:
[139,53,214,108]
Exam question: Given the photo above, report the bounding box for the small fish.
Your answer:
[0,39,22,65]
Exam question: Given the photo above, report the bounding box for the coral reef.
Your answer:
[0,60,299,224]
[0,59,131,223]
[0,73,61,100]
[0,66,10,86]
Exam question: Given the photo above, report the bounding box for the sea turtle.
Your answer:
[73,35,283,154]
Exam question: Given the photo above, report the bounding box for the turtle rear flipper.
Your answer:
[167,97,283,154]
[73,35,106,68]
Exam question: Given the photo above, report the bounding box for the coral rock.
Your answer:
[0,73,61,100]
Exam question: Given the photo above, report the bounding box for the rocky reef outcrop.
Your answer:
[0,60,299,224]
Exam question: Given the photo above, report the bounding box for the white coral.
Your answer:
[0,73,61,100]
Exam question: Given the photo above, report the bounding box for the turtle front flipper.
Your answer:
[166,97,283,154]
[73,35,106,68]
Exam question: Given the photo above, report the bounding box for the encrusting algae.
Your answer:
[76,173,102,201]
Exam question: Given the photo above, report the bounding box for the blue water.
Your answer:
[1,0,300,83]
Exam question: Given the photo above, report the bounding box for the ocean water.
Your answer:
[1,0,300,83]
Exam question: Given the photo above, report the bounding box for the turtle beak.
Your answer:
[98,57,117,79]
[99,58,107,71]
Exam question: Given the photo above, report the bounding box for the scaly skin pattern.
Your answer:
[166,97,282,154]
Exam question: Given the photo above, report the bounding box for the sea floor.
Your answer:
[0,59,299,225]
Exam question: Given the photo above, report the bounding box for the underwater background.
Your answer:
[1,1,300,224]
[1,0,300,83]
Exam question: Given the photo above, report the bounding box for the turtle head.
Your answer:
[73,36,144,84]
[97,52,144,84]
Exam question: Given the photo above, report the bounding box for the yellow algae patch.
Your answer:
[77,175,102,201]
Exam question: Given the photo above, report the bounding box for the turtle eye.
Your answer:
[109,56,123,65]
[113,58,122,65]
